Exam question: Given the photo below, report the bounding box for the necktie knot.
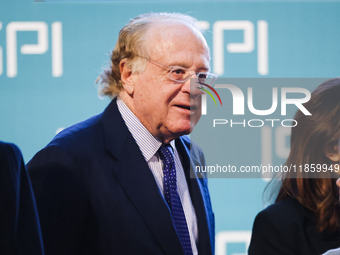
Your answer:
[159,145,175,166]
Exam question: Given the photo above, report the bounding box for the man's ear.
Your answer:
[324,143,340,162]
[119,59,134,95]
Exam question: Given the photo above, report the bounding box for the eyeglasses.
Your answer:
[137,56,217,87]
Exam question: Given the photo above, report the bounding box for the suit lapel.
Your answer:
[176,138,214,255]
[102,99,184,255]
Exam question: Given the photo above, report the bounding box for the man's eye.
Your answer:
[198,73,207,79]
[173,69,186,75]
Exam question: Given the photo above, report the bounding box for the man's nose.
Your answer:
[181,75,204,96]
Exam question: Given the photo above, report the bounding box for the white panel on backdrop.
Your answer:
[211,20,268,76]
[1,21,63,78]
[257,21,268,75]
[216,231,251,255]
[51,22,63,77]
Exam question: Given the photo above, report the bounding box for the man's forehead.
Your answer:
[145,21,209,59]
[147,20,201,39]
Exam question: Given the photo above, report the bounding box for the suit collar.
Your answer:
[102,98,129,160]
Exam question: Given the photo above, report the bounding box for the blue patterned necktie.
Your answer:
[159,145,193,255]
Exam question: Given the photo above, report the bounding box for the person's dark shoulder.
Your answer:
[254,196,310,238]
[49,113,103,152]
[0,141,23,167]
[26,116,104,206]
[258,197,306,225]
[0,142,24,186]
[0,141,19,152]
[27,113,104,171]
[0,141,24,207]
[249,197,309,255]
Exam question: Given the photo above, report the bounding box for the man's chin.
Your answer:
[160,119,200,141]
[173,126,193,138]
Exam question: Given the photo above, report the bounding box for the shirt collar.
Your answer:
[117,98,163,161]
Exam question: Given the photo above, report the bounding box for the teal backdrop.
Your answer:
[1,1,340,254]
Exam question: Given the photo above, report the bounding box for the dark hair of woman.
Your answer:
[276,78,340,233]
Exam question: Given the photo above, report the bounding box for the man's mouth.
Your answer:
[175,104,196,111]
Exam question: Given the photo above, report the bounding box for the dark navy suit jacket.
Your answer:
[0,142,44,255]
[27,99,214,255]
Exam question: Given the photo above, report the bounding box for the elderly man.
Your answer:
[28,13,215,255]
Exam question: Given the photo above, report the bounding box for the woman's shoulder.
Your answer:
[256,196,317,237]
[258,196,309,224]
[249,197,313,255]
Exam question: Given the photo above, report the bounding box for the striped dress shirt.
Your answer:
[117,98,198,255]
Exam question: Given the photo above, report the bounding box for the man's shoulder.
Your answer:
[28,113,106,168]
[49,113,103,149]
